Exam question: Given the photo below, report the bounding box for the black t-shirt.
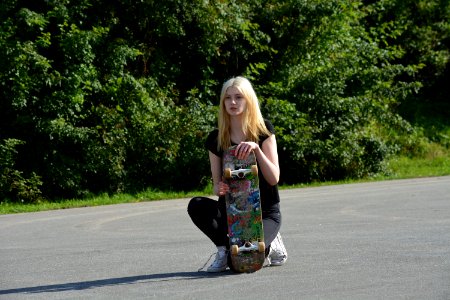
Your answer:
[205,120,280,211]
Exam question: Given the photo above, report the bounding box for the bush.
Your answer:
[0,139,43,203]
[0,0,447,201]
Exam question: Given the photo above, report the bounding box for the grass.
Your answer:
[1,152,449,215]
[382,155,450,179]
[0,186,212,215]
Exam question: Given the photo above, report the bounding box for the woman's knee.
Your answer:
[187,197,203,216]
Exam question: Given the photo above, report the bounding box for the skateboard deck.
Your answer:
[223,145,265,273]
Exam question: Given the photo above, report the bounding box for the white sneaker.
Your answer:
[206,246,228,273]
[269,232,287,266]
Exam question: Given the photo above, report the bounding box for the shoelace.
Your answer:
[197,252,217,272]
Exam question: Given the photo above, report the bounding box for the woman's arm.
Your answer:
[235,134,280,186]
[209,151,229,196]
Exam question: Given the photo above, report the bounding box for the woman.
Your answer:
[188,76,287,272]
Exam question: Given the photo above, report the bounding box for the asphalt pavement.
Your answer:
[1,176,449,299]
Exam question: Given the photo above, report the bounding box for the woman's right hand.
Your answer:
[215,181,230,196]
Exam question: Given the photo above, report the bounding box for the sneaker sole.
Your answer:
[269,257,287,266]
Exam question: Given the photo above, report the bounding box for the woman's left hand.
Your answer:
[235,142,259,160]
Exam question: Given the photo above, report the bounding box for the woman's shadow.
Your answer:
[0,271,234,295]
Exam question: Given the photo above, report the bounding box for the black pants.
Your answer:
[187,196,281,254]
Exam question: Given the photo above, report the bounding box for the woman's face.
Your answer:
[224,86,247,117]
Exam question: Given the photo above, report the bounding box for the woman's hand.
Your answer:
[235,141,259,160]
[215,180,230,196]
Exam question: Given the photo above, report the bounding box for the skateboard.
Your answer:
[223,145,265,273]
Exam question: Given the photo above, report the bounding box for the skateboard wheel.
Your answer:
[258,242,265,253]
[231,245,239,256]
[251,165,258,176]
[224,168,232,179]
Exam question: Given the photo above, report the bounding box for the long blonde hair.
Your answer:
[217,76,271,151]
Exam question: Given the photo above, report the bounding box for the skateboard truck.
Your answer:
[224,165,258,179]
[230,241,265,256]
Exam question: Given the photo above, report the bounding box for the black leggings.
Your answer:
[187,196,281,254]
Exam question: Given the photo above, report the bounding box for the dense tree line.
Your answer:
[1,0,449,203]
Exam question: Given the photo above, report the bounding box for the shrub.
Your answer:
[0,139,43,203]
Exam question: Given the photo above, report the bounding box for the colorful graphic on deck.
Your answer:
[223,145,265,273]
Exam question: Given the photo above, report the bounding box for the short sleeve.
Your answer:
[205,129,222,157]
[264,119,275,135]
[259,119,275,144]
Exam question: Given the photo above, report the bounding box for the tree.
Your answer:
[363,0,450,147]
[255,0,418,182]
[1,0,447,202]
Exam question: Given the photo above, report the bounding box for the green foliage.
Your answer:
[0,0,448,202]
[257,0,405,182]
[363,0,450,147]
[0,139,43,203]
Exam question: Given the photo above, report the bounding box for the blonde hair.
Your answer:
[217,76,271,151]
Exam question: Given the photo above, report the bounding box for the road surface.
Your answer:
[1,176,449,299]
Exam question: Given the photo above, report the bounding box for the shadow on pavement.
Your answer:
[0,271,232,295]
